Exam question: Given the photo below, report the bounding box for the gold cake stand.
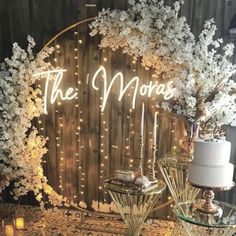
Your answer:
[189,182,235,218]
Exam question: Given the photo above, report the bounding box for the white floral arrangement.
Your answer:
[90,0,236,135]
[0,36,67,207]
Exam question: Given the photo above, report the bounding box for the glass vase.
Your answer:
[178,121,200,160]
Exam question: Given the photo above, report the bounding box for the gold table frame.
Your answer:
[104,179,166,236]
[158,157,200,236]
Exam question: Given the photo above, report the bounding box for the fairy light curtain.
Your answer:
[37,19,185,215]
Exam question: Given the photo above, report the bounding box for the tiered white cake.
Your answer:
[188,139,234,188]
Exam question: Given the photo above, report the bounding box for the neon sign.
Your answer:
[92,66,175,112]
[33,69,78,114]
[33,66,175,114]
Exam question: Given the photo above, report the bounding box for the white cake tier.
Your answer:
[193,139,231,166]
[188,163,234,188]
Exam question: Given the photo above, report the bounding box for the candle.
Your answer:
[4,224,14,236]
[141,103,145,137]
[15,217,25,230]
[153,112,158,146]
[152,112,158,178]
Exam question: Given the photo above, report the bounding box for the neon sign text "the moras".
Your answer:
[33,66,175,114]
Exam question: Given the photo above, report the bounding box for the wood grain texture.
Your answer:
[0,0,236,219]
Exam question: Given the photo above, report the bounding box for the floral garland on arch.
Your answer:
[0,36,68,208]
[90,0,194,79]
[90,0,236,136]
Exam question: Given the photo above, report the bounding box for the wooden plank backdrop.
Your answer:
[39,23,184,219]
[0,0,236,219]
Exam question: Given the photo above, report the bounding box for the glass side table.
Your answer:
[174,200,236,236]
[158,157,200,236]
[158,157,200,203]
[104,179,166,236]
